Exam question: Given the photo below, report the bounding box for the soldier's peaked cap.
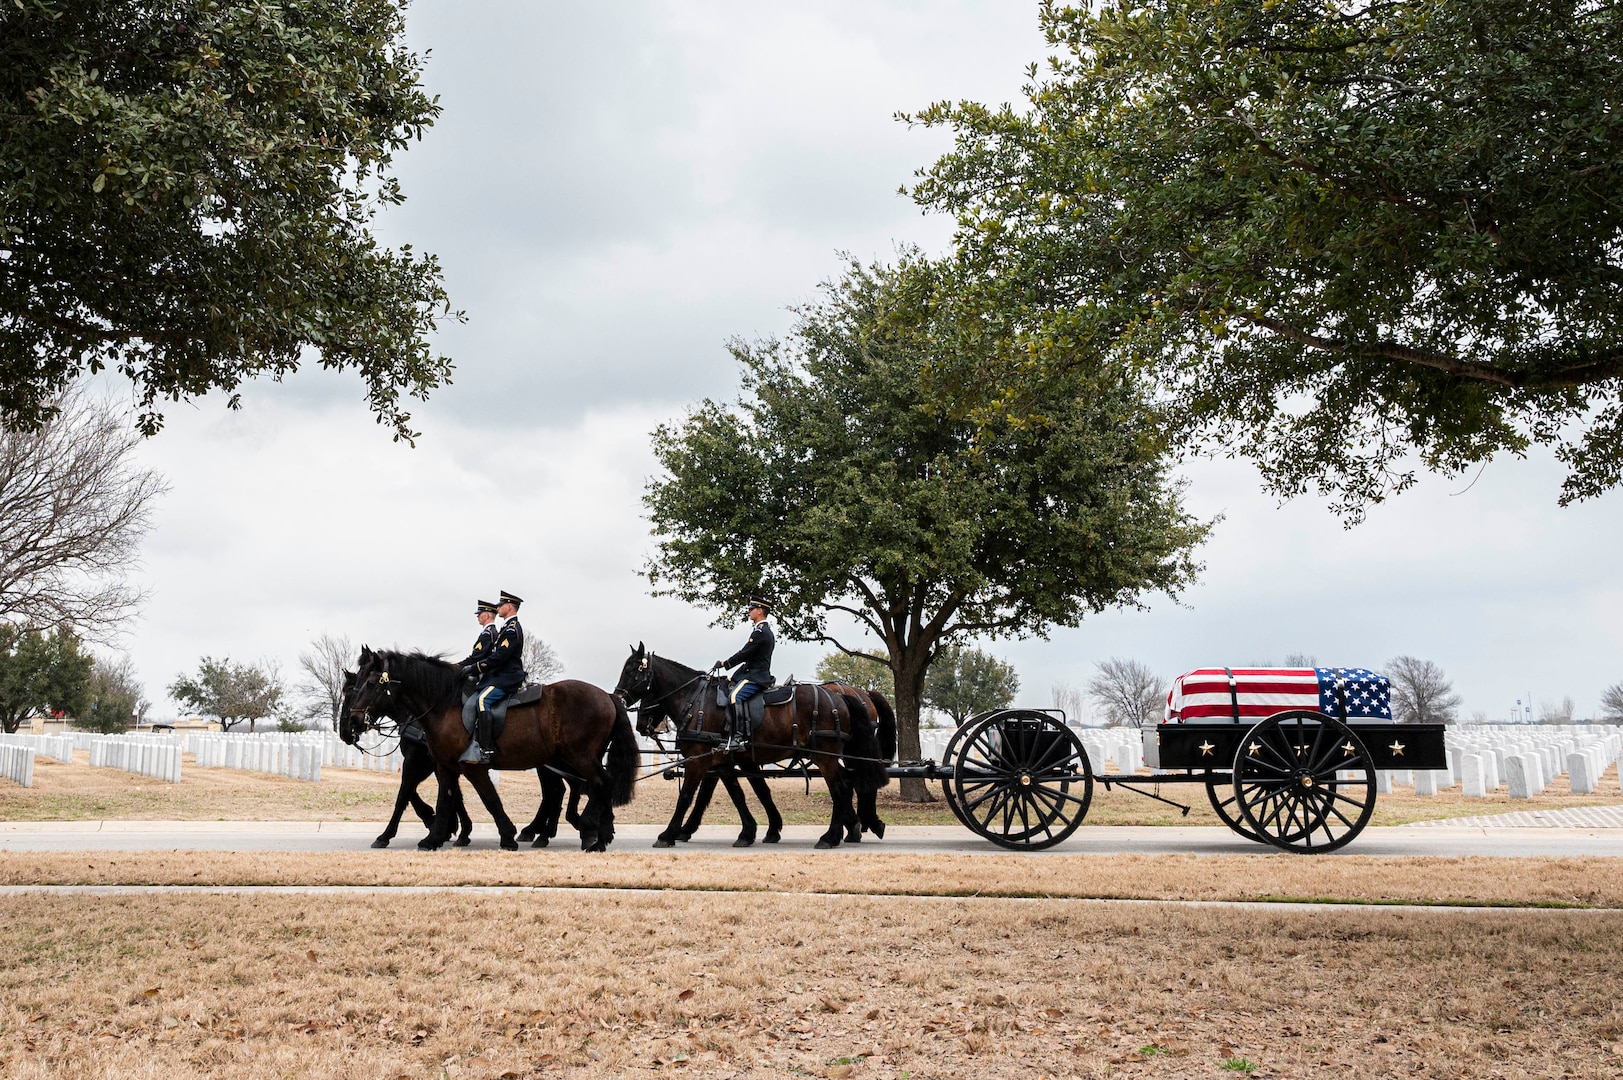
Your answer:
[746,597,773,613]
[476,599,498,614]
[499,590,524,607]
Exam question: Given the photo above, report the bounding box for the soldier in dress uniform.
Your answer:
[458,599,500,672]
[459,590,526,763]
[714,597,774,752]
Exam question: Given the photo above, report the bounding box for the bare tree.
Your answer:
[523,636,564,683]
[1538,696,1575,725]
[1602,683,1623,724]
[1283,652,1319,668]
[298,633,354,730]
[1051,681,1088,725]
[0,390,166,639]
[1384,656,1461,724]
[1086,658,1164,728]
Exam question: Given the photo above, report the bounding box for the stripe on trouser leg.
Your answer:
[478,686,502,710]
[730,682,751,704]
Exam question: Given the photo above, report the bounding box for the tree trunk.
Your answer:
[892,653,934,802]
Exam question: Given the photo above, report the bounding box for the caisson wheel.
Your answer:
[951,711,1093,850]
[1233,711,1376,854]
[1205,771,1265,844]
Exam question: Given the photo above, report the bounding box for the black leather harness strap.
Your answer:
[1224,666,1240,723]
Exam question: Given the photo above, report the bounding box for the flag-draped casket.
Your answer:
[1164,667,1393,724]
[1151,665,1439,772]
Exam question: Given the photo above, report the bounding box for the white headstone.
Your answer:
[1460,753,1486,797]
[1505,755,1532,799]
[1569,752,1596,795]
[1375,770,1392,794]
[1413,769,1438,796]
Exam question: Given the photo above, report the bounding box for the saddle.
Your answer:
[704,677,790,734]
[460,681,546,738]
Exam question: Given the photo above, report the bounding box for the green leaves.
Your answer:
[646,254,1207,716]
[0,0,457,439]
[911,0,1623,516]
[0,625,92,733]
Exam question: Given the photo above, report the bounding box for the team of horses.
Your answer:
[338,642,896,851]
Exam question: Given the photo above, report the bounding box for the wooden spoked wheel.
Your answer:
[950,711,1094,850]
[1204,771,1265,844]
[1233,711,1376,854]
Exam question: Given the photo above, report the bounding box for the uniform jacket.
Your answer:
[723,618,775,684]
[458,622,498,671]
[470,617,526,694]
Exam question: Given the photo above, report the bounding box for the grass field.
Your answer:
[2,752,1618,828]
[1,890,1620,1079]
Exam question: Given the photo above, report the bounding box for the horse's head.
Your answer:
[336,668,359,744]
[614,642,667,737]
[343,645,402,740]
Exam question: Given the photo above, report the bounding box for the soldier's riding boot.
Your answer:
[474,710,497,764]
[720,704,743,753]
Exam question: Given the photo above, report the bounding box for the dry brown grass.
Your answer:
[1,891,1621,1080]
[4,754,1620,828]
[4,851,1623,908]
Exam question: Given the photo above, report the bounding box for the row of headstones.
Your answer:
[185,732,409,780]
[0,742,35,787]
[52,729,406,784]
[0,733,74,765]
[85,737,183,783]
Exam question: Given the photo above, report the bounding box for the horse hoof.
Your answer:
[531,836,550,848]
[579,834,599,852]
[500,837,519,851]
[417,839,443,852]
[370,837,391,849]
[653,838,675,849]
[676,833,693,843]
[763,831,781,844]
[733,836,755,848]
[517,828,537,842]
[453,835,472,848]
[871,821,886,840]
[814,838,837,850]
[845,830,862,843]
[591,840,608,853]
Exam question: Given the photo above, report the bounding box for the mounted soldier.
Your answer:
[714,597,774,752]
[459,590,525,763]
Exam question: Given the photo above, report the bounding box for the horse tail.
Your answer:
[868,690,897,761]
[607,692,639,806]
[840,692,891,793]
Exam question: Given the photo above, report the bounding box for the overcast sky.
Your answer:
[118,1,1622,723]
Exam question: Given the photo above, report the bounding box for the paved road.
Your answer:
[3,820,1622,857]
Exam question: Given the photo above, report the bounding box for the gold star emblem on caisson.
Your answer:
[1389,741,1405,756]
[1248,742,1262,756]
[1198,740,1215,757]
[1342,741,1357,756]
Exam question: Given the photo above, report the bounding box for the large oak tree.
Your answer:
[646,256,1207,799]
[0,0,455,438]
[910,0,1623,516]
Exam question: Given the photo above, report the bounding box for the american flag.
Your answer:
[1165,667,1393,723]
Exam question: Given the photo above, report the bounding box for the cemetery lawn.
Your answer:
[3,754,1620,827]
[1,890,1620,1080]
[4,851,1623,908]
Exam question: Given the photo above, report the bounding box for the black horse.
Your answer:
[674,680,895,844]
[337,669,474,849]
[615,644,889,848]
[346,648,637,851]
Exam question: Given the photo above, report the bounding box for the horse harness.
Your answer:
[672,677,849,755]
